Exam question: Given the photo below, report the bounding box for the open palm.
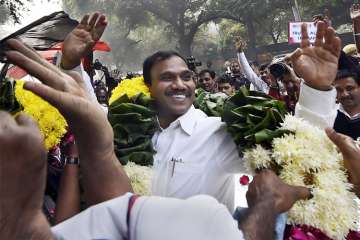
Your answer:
[290,22,341,91]
[62,13,107,70]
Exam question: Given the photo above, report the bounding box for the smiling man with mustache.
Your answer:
[143,50,244,211]
[333,68,360,140]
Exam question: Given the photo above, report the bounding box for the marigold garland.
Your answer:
[109,76,150,105]
[15,80,68,150]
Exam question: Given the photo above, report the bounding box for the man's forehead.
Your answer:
[200,72,212,78]
[335,77,358,86]
[152,56,189,75]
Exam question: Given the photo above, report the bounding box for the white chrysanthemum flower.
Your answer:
[279,164,306,186]
[244,115,358,239]
[272,116,341,171]
[124,162,153,195]
[243,144,272,174]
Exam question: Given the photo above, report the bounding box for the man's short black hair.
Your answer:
[217,74,234,85]
[335,68,360,85]
[259,63,269,71]
[143,51,187,85]
[199,69,216,79]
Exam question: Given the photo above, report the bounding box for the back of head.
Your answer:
[143,51,186,85]
[218,74,234,85]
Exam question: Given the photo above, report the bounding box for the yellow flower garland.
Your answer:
[15,80,68,150]
[109,76,150,105]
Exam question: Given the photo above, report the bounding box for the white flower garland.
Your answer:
[124,162,153,195]
[243,115,358,240]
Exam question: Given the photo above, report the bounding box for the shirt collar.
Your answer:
[339,104,360,120]
[177,105,198,135]
[158,105,197,136]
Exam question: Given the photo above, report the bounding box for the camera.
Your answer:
[186,56,202,72]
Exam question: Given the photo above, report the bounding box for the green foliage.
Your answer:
[217,19,247,52]
[108,93,157,166]
[0,78,22,114]
[222,87,289,151]
[194,88,228,117]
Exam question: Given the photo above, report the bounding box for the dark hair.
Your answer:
[335,68,360,85]
[259,63,269,71]
[199,69,216,79]
[217,74,234,85]
[143,51,187,85]
[338,50,359,71]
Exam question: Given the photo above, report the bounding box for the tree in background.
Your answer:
[62,0,354,70]
[0,0,31,23]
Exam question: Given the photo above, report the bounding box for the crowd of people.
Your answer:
[1,5,360,240]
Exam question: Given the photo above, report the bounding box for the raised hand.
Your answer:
[350,4,360,20]
[235,36,247,53]
[289,21,341,91]
[5,38,132,205]
[247,170,310,214]
[0,112,52,239]
[61,12,107,70]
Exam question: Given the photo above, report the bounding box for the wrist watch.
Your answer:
[65,156,80,165]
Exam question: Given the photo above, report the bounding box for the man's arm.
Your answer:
[239,170,310,240]
[326,128,360,197]
[351,4,360,53]
[238,197,277,239]
[290,21,341,128]
[5,38,133,206]
[55,143,81,224]
[235,37,269,93]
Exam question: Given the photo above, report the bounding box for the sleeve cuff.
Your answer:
[298,81,337,116]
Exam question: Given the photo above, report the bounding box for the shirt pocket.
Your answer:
[167,161,206,197]
[172,160,205,174]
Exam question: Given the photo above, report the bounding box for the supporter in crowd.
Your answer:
[218,74,235,96]
[235,36,300,113]
[95,85,109,111]
[333,68,360,140]
[198,69,217,93]
[228,58,251,90]
[235,37,269,93]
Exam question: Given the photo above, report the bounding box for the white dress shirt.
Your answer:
[151,106,244,211]
[52,193,244,240]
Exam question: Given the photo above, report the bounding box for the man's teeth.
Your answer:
[172,94,186,100]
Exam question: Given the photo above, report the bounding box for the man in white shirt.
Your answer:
[235,37,270,93]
